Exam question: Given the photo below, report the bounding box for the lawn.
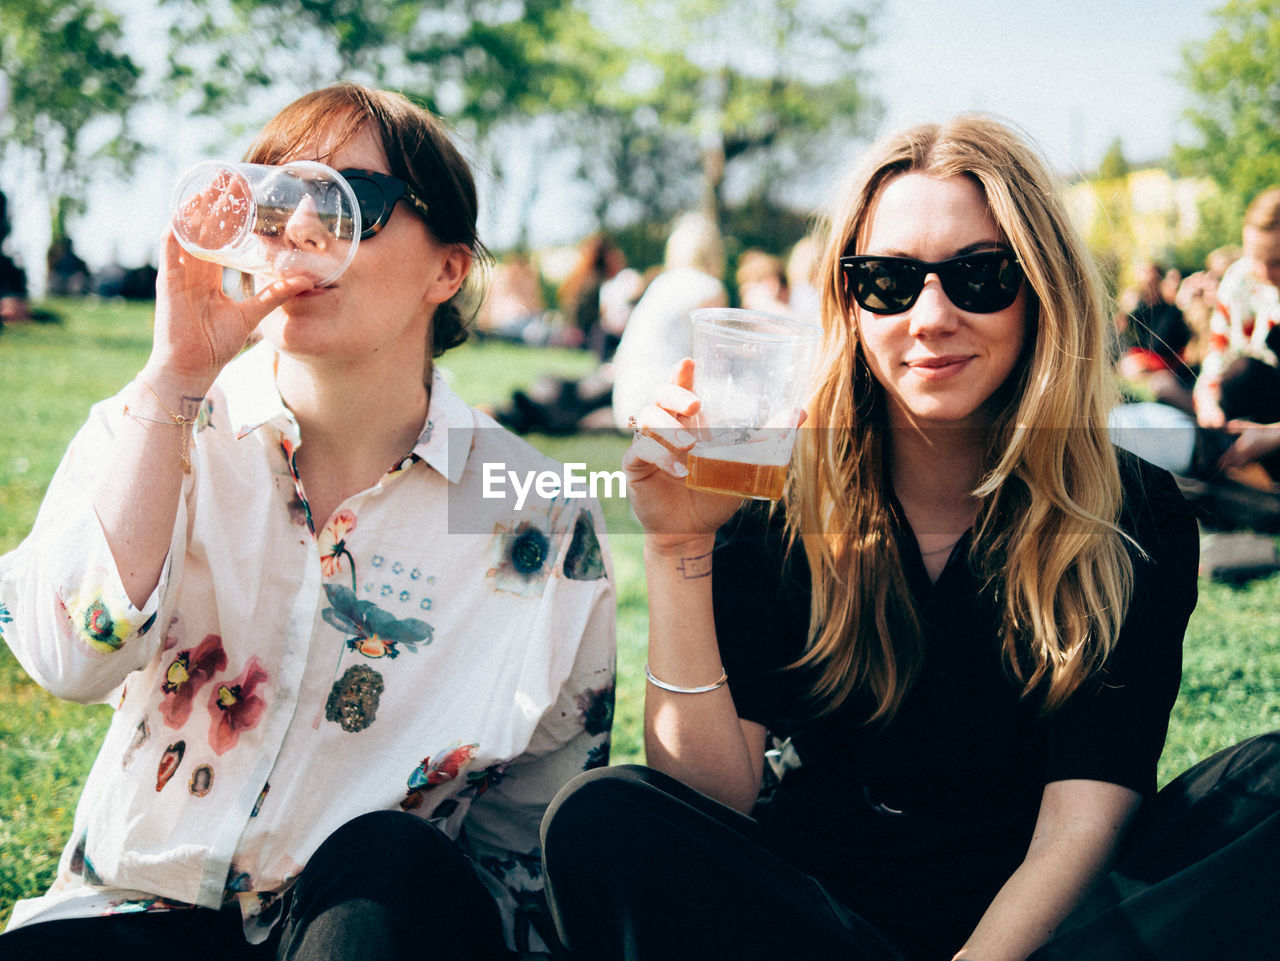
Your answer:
[2,299,1279,926]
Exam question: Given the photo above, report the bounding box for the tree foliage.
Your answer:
[1177,0,1280,205]
[158,0,879,242]
[590,0,880,224]
[0,0,144,239]
[160,0,607,129]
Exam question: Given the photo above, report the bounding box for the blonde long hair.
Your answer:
[788,115,1132,721]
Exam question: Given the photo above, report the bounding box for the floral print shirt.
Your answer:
[1195,255,1280,401]
[0,343,616,955]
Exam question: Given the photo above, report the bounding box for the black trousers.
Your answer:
[542,732,1280,961]
[0,811,511,961]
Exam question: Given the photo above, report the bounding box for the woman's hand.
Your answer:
[148,230,311,389]
[624,358,744,550]
[1219,419,1280,470]
[1194,391,1227,430]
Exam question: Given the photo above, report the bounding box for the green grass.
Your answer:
[2,300,1279,926]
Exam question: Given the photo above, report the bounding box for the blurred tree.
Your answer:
[157,0,879,244]
[593,0,881,227]
[1177,0,1280,208]
[161,0,605,128]
[1097,138,1131,181]
[1085,138,1135,297]
[159,0,617,245]
[0,0,143,251]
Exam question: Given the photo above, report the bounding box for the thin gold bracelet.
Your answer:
[123,379,198,474]
[644,663,728,694]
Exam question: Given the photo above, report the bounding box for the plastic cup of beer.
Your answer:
[170,160,362,287]
[685,307,822,501]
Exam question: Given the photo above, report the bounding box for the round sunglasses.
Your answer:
[839,250,1023,315]
[337,168,431,240]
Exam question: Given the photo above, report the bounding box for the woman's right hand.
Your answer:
[624,358,743,549]
[147,229,311,389]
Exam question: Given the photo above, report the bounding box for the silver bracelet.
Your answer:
[644,663,728,694]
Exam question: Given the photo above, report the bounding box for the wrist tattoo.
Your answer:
[676,551,713,580]
[179,395,203,421]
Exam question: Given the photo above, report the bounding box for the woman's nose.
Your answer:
[284,194,330,251]
[907,275,959,336]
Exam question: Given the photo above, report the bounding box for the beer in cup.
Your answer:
[685,307,821,501]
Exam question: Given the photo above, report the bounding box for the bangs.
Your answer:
[243,92,372,168]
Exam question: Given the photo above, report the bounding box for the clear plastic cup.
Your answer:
[685,307,822,501]
[170,160,362,287]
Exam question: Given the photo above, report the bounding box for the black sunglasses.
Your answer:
[338,168,431,240]
[839,250,1023,315]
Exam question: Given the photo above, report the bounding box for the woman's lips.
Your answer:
[905,355,973,379]
[293,283,334,298]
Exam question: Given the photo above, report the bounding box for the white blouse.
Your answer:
[0,343,616,954]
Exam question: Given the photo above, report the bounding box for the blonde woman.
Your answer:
[542,116,1279,961]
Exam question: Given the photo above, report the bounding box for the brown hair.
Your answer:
[244,83,490,357]
[790,115,1131,722]
[1244,187,1280,233]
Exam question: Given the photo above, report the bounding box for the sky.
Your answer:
[3,0,1223,292]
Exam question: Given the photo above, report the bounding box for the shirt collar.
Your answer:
[219,342,476,484]
[413,369,474,485]
[223,342,298,444]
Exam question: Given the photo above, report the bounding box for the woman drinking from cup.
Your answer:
[0,83,615,959]
[541,116,1280,960]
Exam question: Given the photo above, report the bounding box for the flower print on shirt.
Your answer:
[0,600,11,639]
[318,509,357,581]
[69,832,104,885]
[208,658,269,755]
[576,681,615,737]
[195,398,215,433]
[321,584,433,659]
[156,741,185,791]
[325,664,384,733]
[67,593,134,654]
[488,516,556,597]
[279,438,313,531]
[159,634,227,728]
[122,716,150,769]
[564,509,607,581]
[400,742,478,810]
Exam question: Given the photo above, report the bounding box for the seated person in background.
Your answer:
[1114,259,1193,413]
[610,210,727,428]
[0,188,31,326]
[543,113,1280,961]
[0,83,615,961]
[1193,186,1280,481]
[785,234,823,323]
[1176,244,1240,369]
[557,232,626,356]
[475,250,547,343]
[734,249,791,316]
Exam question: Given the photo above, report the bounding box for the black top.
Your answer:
[711,454,1199,961]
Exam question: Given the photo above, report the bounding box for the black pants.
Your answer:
[0,811,511,961]
[542,732,1280,961]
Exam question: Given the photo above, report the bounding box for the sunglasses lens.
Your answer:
[846,260,922,314]
[346,178,389,238]
[941,253,1021,312]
